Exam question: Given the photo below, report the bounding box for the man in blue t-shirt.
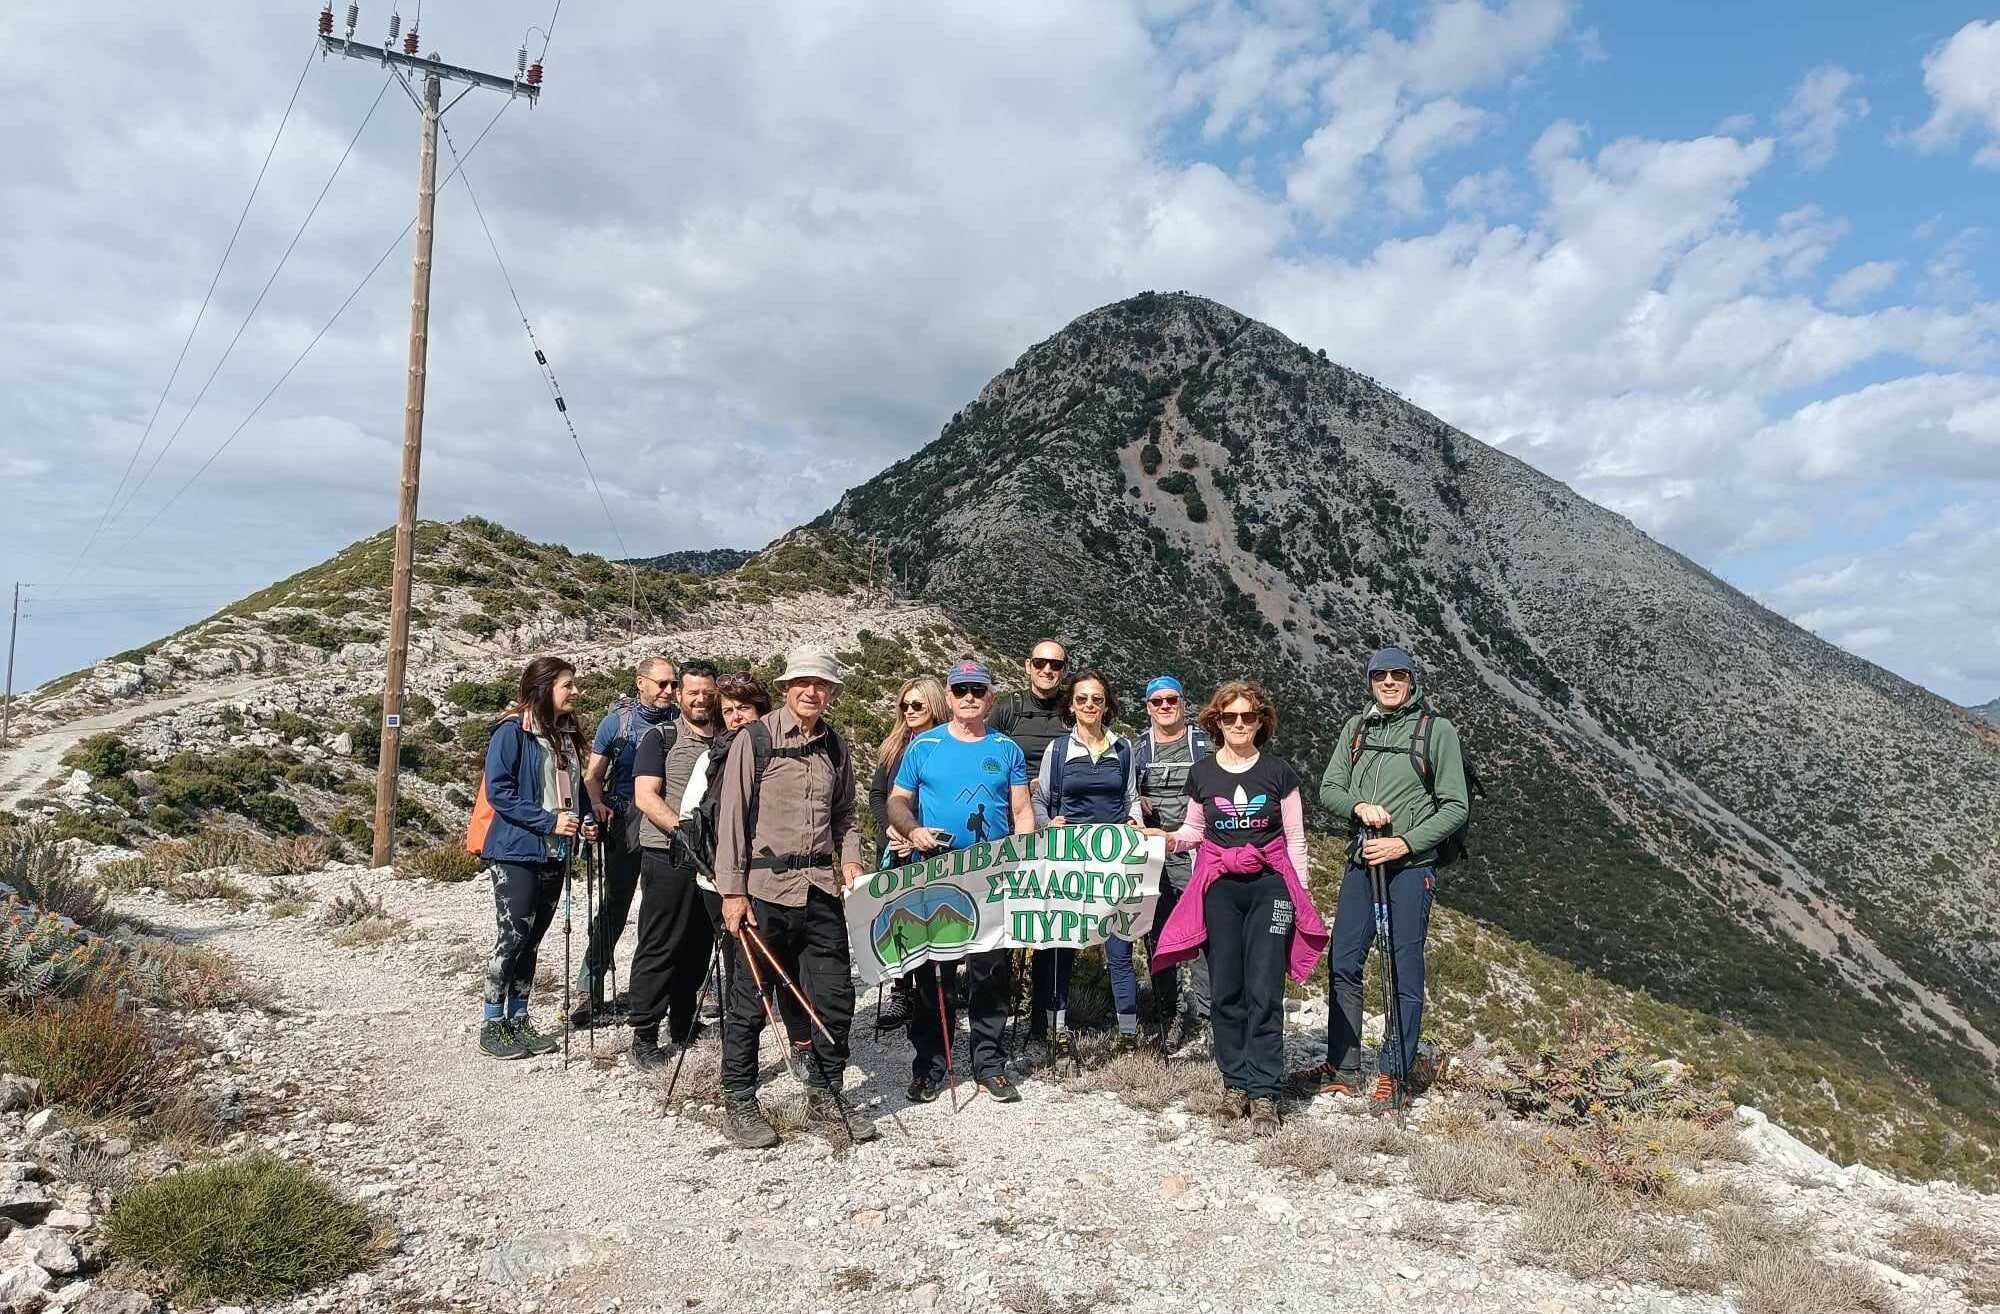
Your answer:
[888,658,1034,1104]
[576,656,678,1020]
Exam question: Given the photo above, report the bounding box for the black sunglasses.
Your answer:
[1029,657,1068,672]
[1369,669,1413,684]
[949,684,990,698]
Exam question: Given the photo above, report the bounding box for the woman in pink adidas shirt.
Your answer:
[1149,679,1328,1136]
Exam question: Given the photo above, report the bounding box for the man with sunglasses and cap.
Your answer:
[713,645,875,1148]
[1310,646,1470,1112]
[888,658,1036,1104]
[1134,674,1213,1049]
[991,639,1073,1043]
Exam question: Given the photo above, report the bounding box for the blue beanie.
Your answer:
[1144,675,1184,700]
[1365,646,1420,681]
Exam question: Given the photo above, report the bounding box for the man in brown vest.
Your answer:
[713,646,876,1148]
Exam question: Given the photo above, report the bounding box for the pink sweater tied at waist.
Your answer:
[1151,833,1329,983]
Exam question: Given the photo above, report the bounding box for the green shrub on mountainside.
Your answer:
[62,733,136,780]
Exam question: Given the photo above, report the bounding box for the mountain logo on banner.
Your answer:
[870,884,980,971]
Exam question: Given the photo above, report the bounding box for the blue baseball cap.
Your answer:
[1144,675,1184,700]
[945,657,995,688]
[1366,646,1420,679]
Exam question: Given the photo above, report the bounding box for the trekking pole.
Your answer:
[932,967,958,1113]
[1367,829,1406,1112]
[666,936,725,1105]
[599,836,617,1020]
[740,925,866,1139]
[562,856,574,1070]
[582,839,596,1058]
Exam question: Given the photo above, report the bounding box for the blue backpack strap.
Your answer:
[1047,733,1068,815]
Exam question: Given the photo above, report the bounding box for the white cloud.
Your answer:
[1910,19,2000,167]
[1825,261,1898,308]
[1779,65,1867,170]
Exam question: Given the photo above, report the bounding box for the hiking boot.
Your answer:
[569,1001,608,1029]
[907,1074,946,1104]
[1172,1016,1210,1054]
[629,1031,670,1073]
[806,1087,880,1143]
[1220,1089,1252,1121]
[668,1019,707,1049]
[509,1019,559,1056]
[478,1020,528,1060]
[978,1073,1022,1104]
[784,1041,817,1084]
[877,984,912,1030]
[1112,1030,1141,1055]
[721,1093,781,1150]
[1369,1072,1408,1115]
[1249,1097,1281,1137]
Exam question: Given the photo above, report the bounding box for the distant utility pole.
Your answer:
[315,4,541,866]
[2,584,23,745]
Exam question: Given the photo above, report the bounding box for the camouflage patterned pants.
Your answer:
[485,859,564,1016]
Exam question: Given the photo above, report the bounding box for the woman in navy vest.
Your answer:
[1031,669,1144,1045]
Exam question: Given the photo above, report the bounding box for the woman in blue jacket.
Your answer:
[479,655,598,1060]
[1031,670,1143,1046]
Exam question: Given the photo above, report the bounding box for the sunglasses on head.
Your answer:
[1147,695,1180,707]
[1369,669,1412,684]
[949,684,989,699]
[1029,657,1067,672]
[1217,710,1261,726]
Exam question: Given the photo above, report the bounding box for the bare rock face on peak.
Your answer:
[822,290,2000,1181]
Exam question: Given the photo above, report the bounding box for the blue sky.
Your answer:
[4,2,1997,702]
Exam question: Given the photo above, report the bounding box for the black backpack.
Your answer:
[1345,710,1483,867]
[679,722,851,877]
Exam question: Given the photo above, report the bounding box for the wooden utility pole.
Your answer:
[2,584,21,745]
[370,70,440,867]
[317,8,541,867]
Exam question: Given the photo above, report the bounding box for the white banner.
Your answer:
[845,824,1166,987]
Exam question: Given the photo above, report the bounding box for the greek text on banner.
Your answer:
[845,824,1165,987]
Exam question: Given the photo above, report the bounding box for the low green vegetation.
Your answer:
[0,994,169,1117]
[104,1153,374,1303]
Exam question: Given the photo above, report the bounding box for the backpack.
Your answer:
[1046,733,1133,822]
[678,722,852,877]
[1345,709,1484,867]
[464,717,581,858]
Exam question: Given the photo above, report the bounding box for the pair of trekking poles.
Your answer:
[559,826,617,1071]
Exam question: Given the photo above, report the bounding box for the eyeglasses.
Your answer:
[949,684,989,699]
[1217,710,1261,726]
[1072,693,1106,707]
[1029,657,1068,672]
[1369,670,1412,684]
[899,700,928,712]
[1147,696,1181,708]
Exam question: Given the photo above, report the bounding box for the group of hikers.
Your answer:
[470,636,1472,1150]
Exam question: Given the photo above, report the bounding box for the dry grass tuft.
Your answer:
[655,1039,724,1113]
[1390,1203,1469,1251]
[1889,1219,1981,1270]
[1508,1179,1637,1280]
[1254,1120,1375,1183]
[1070,1048,1227,1115]
[1411,1133,1527,1204]
[996,1278,1109,1314]
[0,995,175,1117]
[1349,1116,1413,1157]
[393,844,483,884]
[331,916,411,948]
[127,939,273,1011]
[141,1088,231,1151]
[1734,1250,1900,1314]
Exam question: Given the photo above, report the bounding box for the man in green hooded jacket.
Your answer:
[1309,646,1469,1111]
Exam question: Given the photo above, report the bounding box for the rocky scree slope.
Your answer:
[3,527,985,859]
[821,291,2000,1184]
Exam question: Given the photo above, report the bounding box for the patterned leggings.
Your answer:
[484,859,564,1017]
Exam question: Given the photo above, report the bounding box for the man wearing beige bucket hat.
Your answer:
[712,645,876,1148]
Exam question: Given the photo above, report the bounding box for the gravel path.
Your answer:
[0,676,281,811]
[115,862,1999,1314]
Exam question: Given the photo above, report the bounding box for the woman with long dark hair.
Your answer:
[477,655,598,1060]
[1150,679,1328,1134]
[1030,669,1143,1045]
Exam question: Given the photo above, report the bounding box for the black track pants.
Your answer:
[1204,869,1292,1101]
[626,849,714,1041]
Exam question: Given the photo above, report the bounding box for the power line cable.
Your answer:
[103,72,395,535]
[61,41,320,590]
[111,99,516,554]
[434,115,639,628]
